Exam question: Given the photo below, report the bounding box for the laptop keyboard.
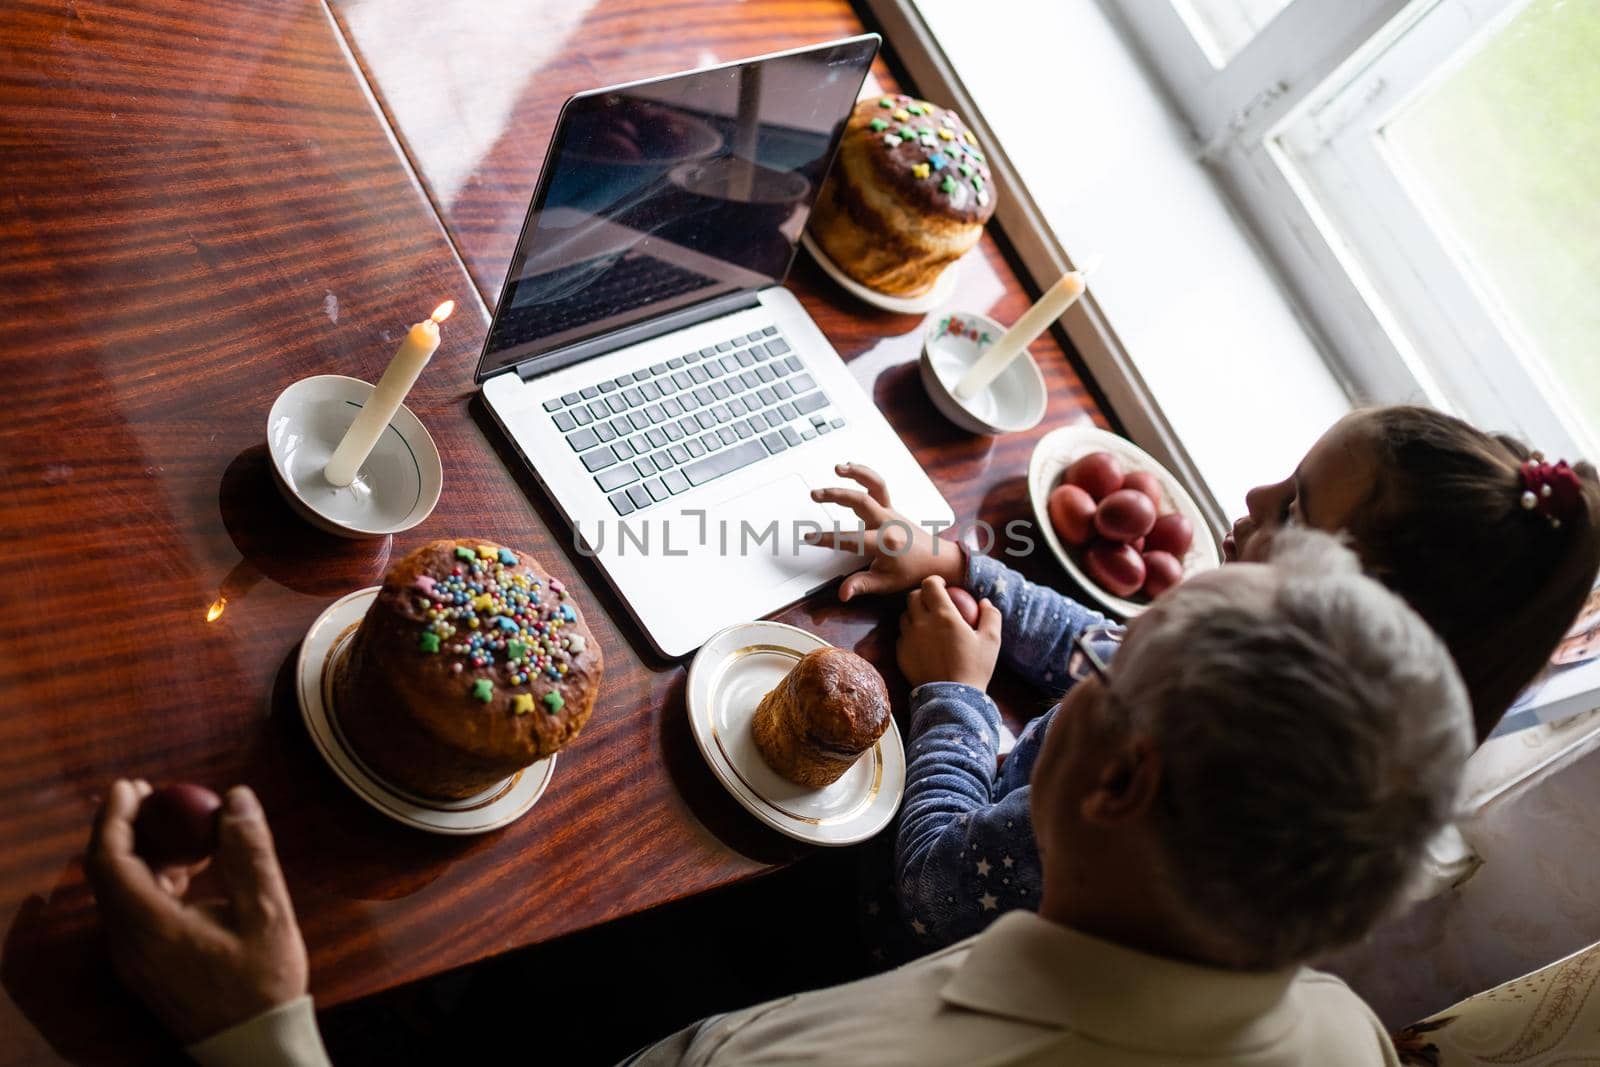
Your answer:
[495,254,711,349]
[542,325,845,515]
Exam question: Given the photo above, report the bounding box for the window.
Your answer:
[867,0,1352,521]
[1111,0,1598,462]
[1171,0,1295,66]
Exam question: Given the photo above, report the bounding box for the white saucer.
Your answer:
[686,621,905,846]
[800,231,958,315]
[267,374,444,539]
[295,587,557,835]
[1027,425,1221,618]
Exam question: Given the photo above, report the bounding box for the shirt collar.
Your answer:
[940,912,1303,1055]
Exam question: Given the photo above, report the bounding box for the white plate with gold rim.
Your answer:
[296,587,557,835]
[686,621,905,846]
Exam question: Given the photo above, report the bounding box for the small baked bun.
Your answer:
[751,648,890,788]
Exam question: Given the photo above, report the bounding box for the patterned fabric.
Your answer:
[1393,940,1600,1065]
[893,553,1116,946]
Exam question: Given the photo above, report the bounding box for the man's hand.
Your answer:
[898,576,1001,689]
[804,463,965,601]
[86,780,308,1044]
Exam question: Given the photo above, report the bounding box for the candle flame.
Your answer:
[205,596,227,623]
[430,300,456,324]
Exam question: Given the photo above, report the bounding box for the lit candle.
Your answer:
[324,300,455,487]
[953,260,1098,402]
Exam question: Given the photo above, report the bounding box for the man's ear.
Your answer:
[1079,736,1162,826]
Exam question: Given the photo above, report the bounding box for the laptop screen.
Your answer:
[476,36,879,382]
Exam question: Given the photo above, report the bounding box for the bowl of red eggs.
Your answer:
[1028,426,1220,617]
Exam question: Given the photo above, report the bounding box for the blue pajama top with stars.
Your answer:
[894,550,1118,949]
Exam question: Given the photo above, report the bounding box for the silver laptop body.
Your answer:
[477,36,952,658]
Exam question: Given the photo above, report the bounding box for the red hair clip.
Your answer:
[1520,453,1583,528]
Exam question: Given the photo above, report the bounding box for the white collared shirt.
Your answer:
[644,911,1400,1066]
[190,913,1399,1066]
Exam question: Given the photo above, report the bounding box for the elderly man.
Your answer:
[87,531,1471,1065]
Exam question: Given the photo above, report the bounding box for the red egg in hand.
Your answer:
[1121,470,1163,507]
[1048,484,1098,546]
[1141,551,1185,597]
[1094,489,1158,543]
[947,586,981,628]
[1145,513,1195,559]
[134,784,223,867]
[1085,540,1146,598]
[1063,451,1124,502]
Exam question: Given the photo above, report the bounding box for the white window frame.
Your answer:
[1106,0,1591,462]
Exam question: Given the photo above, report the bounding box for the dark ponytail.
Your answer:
[1349,407,1600,741]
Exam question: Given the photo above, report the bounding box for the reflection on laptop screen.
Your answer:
[477,37,878,381]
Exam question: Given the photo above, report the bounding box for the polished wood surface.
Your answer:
[0,1,1103,1063]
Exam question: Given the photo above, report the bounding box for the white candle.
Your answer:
[324,300,455,487]
[953,262,1097,402]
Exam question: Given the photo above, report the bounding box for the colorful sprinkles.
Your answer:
[869,96,988,206]
[412,544,584,714]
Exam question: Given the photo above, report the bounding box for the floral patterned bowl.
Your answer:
[919,310,1047,435]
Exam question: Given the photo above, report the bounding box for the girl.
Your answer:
[807,406,1600,948]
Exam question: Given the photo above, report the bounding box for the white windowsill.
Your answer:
[874,0,1353,518]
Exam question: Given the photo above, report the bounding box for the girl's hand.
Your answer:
[804,462,965,601]
[898,576,1001,689]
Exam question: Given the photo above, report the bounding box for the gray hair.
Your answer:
[1108,528,1472,970]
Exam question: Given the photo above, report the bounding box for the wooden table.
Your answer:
[0,1,1103,1062]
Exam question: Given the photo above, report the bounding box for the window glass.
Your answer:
[1381,0,1600,440]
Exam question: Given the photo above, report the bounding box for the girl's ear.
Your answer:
[1079,736,1162,826]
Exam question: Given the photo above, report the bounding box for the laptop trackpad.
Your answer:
[687,474,835,587]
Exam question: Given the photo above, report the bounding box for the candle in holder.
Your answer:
[324,300,454,487]
[953,258,1098,402]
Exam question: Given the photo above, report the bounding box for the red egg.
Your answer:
[134,784,222,867]
[1093,489,1158,543]
[947,586,981,628]
[1121,470,1163,507]
[1063,451,1124,502]
[1141,551,1185,597]
[1145,513,1195,559]
[1085,540,1146,598]
[1048,484,1098,546]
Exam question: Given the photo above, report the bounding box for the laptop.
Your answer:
[477,36,953,658]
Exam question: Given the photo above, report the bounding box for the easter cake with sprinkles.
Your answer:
[806,94,996,297]
[332,538,602,801]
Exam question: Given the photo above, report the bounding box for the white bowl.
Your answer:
[266,374,443,539]
[1027,425,1220,617]
[919,310,1047,435]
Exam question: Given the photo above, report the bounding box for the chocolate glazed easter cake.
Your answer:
[807,94,996,297]
[332,539,602,800]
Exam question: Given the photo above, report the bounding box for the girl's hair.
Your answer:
[1348,406,1600,740]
